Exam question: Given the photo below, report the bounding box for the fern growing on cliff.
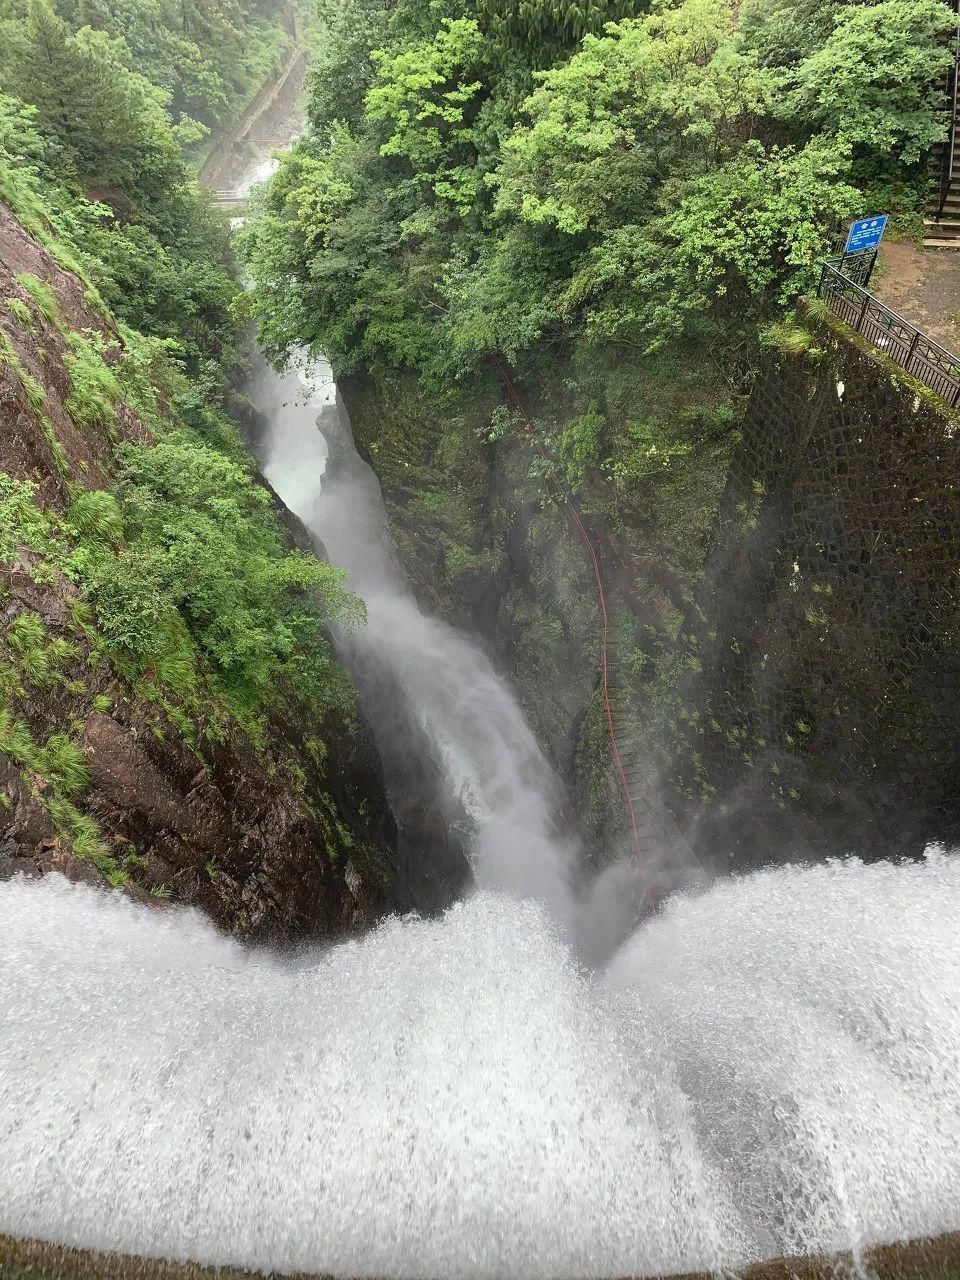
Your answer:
[67,491,124,545]
[63,331,123,430]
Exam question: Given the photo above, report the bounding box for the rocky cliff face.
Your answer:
[335,368,642,868]
[338,325,960,876]
[0,202,399,940]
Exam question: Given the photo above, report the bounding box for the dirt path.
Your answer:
[873,240,960,355]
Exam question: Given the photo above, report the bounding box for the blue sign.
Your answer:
[844,215,888,253]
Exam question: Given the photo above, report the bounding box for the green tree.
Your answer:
[8,0,184,195]
[54,0,296,128]
[2,0,243,374]
[310,0,393,132]
[493,1,775,235]
[471,0,642,66]
[366,17,487,214]
[789,0,953,162]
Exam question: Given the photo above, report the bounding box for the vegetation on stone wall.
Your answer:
[241,0,952,853]
[0,0,371,894]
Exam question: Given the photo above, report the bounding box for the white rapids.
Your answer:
[2,234,960,1275]
[1,854,959,1276]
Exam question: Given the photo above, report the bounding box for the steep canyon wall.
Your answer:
[339,328,960,873]
[671,334,960,866]
[0,204,399,938]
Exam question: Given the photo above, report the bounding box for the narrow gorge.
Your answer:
[2,0,960,1276]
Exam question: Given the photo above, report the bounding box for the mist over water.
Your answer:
[257,354,583,929]
[2,857,960,1276]
[3,354,960,1275]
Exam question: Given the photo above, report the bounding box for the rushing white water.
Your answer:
[3,142,959,1273]
[254,353,584,930]
[2,855,960,1276]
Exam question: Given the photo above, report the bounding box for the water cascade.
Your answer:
[253,356,585,933]
[2,128,960,1278]
[2,351,960,1277]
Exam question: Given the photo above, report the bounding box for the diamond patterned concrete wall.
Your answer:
[667,337,960,869]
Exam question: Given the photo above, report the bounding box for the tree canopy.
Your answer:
[242,0,953,378]
[1,0,299,132]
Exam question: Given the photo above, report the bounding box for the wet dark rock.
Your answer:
[0,837,39,881]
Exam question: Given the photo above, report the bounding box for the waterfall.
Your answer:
[2,855,959,1276]
[253,353,587,934]
[2,297,960,1276]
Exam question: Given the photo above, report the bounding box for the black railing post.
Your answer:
[857,289,870,332]
[865,249,878,289]
[906,330,920,372]
[938,0,960,220]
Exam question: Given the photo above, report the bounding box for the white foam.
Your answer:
[254,352,580,930]
[2,855,959,1276]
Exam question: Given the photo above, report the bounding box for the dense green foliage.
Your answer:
[0,416,361,733]
[0,0,299,135]
[0,0,241,376]
[244,0,950,380]
[86,432,361,720]
[0,211,357,737]
[0,0,361,879]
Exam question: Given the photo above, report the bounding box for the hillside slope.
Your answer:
[0,200,398,940]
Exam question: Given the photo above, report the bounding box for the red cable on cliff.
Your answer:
[492,358,656,914]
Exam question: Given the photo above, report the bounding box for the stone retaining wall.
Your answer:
[668,333,960,866]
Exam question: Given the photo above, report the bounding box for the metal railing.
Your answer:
[817,262,960,406]
[830,247,878,289]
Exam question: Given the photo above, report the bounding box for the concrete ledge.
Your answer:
[3,1231,960,1280]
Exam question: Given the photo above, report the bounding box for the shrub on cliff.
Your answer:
[97,431,363,721]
